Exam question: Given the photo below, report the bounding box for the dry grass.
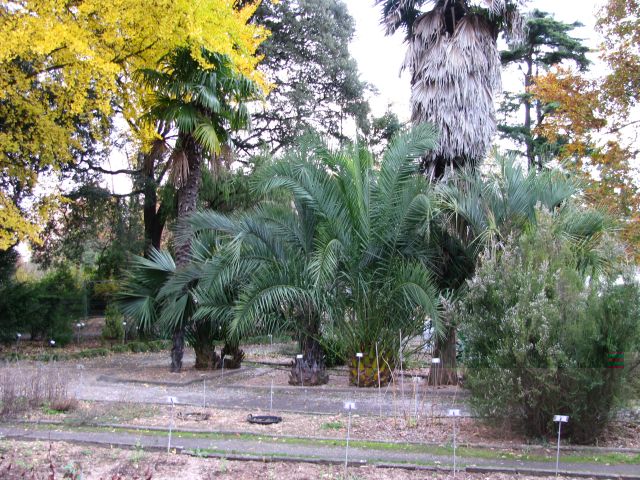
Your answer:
[0,364,76,417]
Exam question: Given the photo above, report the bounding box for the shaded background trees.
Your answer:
[235,0,371,157]
[499,9,590,169]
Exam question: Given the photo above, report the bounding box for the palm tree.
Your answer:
[376,0,527,177]
[187,124,443,386]
[119,231,252,371]
[137,47,260,372]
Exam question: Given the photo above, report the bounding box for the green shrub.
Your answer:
[0,282,33,343]
[101,303,124,341]
[127,342,148,353]
[111,344,128,353]
[147,340,167,352]
[457,222,640,444]
[0,266,83,345]
[320,333,347,368]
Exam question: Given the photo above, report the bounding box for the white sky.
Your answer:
[346,0,605,120]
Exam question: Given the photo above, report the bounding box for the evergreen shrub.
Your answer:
[101,303,124,342]
[457,219,640,443]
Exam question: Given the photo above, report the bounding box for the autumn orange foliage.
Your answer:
[532,67,640,261]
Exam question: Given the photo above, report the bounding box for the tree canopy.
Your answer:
[0,0,268,249]
[499,9,590,169]
[236,0,370,156]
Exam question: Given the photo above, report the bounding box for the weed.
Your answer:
[130,440,145,465]
[321,421,344,430]
[0,364,75,418]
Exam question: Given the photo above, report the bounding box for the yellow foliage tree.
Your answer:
[0,0,268,250]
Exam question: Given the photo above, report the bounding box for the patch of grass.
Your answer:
[41,406,66,415]
[321,421,344,430]
[244,334,293,345]
[27,423,640,466]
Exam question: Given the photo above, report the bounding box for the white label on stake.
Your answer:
[49,340,56,346]
[356,353,363,358]
[447,409,461,417]
[431,358,441,364]
[553,415,569,423]
[296,354,303,359]
[344,401,356,410]
[167,396,177,404]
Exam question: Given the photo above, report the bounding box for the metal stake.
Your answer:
[553,415,569,476]
[448,409,461,477]
[344,402,356,477]
[297,354,304,388]
[399,331,404,412]
[375,343,382,417]
[167,397,176,454]
[270,379,274,414]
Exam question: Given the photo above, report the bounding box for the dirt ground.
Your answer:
[2,336,639,451]
[0,440,581,479]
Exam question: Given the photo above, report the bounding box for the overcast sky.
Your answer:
[346,0,605,120]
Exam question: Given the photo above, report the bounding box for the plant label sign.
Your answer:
[447,409,461,417]
[296,354,303,359]
[431,358,440,364]
[344,401,356,411]
[553,415,569,423]
[356,352,363,358]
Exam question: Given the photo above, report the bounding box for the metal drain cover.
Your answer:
[246,414,282,425]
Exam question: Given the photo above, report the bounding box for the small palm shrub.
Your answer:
[457,216,640,443]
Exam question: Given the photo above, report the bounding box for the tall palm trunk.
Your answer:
[431,325,458,385]
[289,333,329,386]
[142,138,169,255]
[289,311,329,386]
[171,134,202,372]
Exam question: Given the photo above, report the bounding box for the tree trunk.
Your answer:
[524,56,535,170]
[289,334,329,386]
[192,322,219,370]
[349,347,392,387]
[170,329,185,372]
[171,134,202,373]
[142,136,169,256]
[431,325,458,386]
[220,342,245,369]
